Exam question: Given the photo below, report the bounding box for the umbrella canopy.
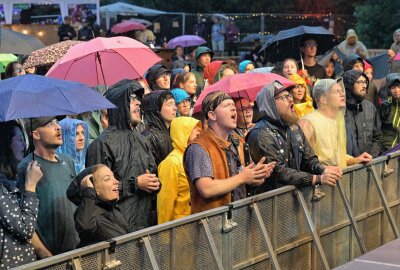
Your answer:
[0,53,17,73]
[0,28,45,55]
[193,72,294,114]
[0,74,115,122]
[241,34,274,43]
[167,35,206,48]
[22,40,82,69]
[111,21,146,34]
[212,13,229,22]
[260,25,337,63]
[128,18,153,27]
[46,36,162,87]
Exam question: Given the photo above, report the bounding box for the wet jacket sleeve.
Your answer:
[157,157,179,224]
[249,128,318,188]
[74,188,98,234]
[0,186,39,242]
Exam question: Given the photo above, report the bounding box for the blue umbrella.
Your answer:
[241,34,273,43]
[259,25,338,63]
[0,74,116,122]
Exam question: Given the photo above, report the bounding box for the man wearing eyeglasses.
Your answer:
[343,70,382,157]
[246,81,342,193]
[299,38,327,85]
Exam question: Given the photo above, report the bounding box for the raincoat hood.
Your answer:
[142,90,173,131]
[239,60,254,73]
[145,64,171,90]
[256,82,285,127]
[343,54,364,72]
[195,46,214,61]
[57,118,89,174]
[343,70,368,105]
[203,60,224,85]
[105,79,144,130]
[170,117,200,153]
[289,74,309,103]
[289,74,314,117]
[382,73,400,100]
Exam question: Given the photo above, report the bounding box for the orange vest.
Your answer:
[185,128,244,214]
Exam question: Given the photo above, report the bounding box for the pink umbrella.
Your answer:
[111,21,146,34]
[46,36,162,87]
[193,72,294,114]
[394,52,400,61]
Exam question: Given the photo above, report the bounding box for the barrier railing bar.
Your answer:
[170,227,177,270]
[142,236,160,270]
[252,202,281,270]
[349,171,355,260]
[272,196,278,249]
[201,218,225,270]
[311,191,320,270]
[295,190,330,270]
[222,212,233,270]
[370,165,400,238]
[337,181,367,254]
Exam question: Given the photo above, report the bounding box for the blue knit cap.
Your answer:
[170,88,190,104]
[239,60,254,73]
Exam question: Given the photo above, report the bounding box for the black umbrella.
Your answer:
[259,25,338,63]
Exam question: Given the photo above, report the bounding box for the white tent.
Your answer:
[2,0,100,25]
[100,2,166,30]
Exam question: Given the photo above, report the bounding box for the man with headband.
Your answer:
[247,81,342,193]
[298,78,372,168]
[184,91,275,213]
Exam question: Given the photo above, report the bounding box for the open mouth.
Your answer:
[231,113,237,121]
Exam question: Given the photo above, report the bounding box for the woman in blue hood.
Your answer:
[57,118,89,174]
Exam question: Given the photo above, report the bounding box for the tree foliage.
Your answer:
[355,0,400,48]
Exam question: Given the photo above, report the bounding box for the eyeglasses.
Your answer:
[354,80,367,85]
[275,93,293,102]
[237,106,253,112]
[304,43,318,48]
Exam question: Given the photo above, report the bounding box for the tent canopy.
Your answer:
[100,2,166,15]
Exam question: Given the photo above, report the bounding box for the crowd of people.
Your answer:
[2,26,400,269]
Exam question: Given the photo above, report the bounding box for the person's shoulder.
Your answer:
[362,99,377,111]
[18,153,33,169]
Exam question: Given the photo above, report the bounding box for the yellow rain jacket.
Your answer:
[289,74,314,118]
[157,117,201,224]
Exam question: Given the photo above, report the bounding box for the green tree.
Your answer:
[355,0,400,48]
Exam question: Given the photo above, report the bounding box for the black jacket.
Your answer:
[58,23,76,41]
[141,91,174,166]
[246,84,325,193]
[73,188,130,248]
[85,80,157,231]
[344,70,382,157]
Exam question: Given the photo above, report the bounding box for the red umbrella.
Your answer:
[193,72,294,114]
[46,36,162,87]
[111,21,146,34]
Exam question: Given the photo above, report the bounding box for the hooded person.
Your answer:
[343,70,382,157]
[170,88,192,116]
[342,54,365,72]
[57,118,89,174]
[67,165,131,248]
[145,64,172,91]
[363,60,379,108]
[142,91,176,166]
[288,74,314,117]
[203,60,224,85]
[192,46,214,96]
[85,79,159,232]
[246,80,342,193]
[299,78,372,168]
[238,60,255,73]
[379,73,400,151]
[337,29,369,59]
[157,117,201,224]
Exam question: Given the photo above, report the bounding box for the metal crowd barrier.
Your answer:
[16,151,400,270]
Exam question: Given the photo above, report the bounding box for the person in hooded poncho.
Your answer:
[157,117,201,224]
[246,80,342,193]
[142,91,177,166]
[288,74,314,118]
[85,79,159,232]
[57,118,89,174]
[298,78,372,168]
